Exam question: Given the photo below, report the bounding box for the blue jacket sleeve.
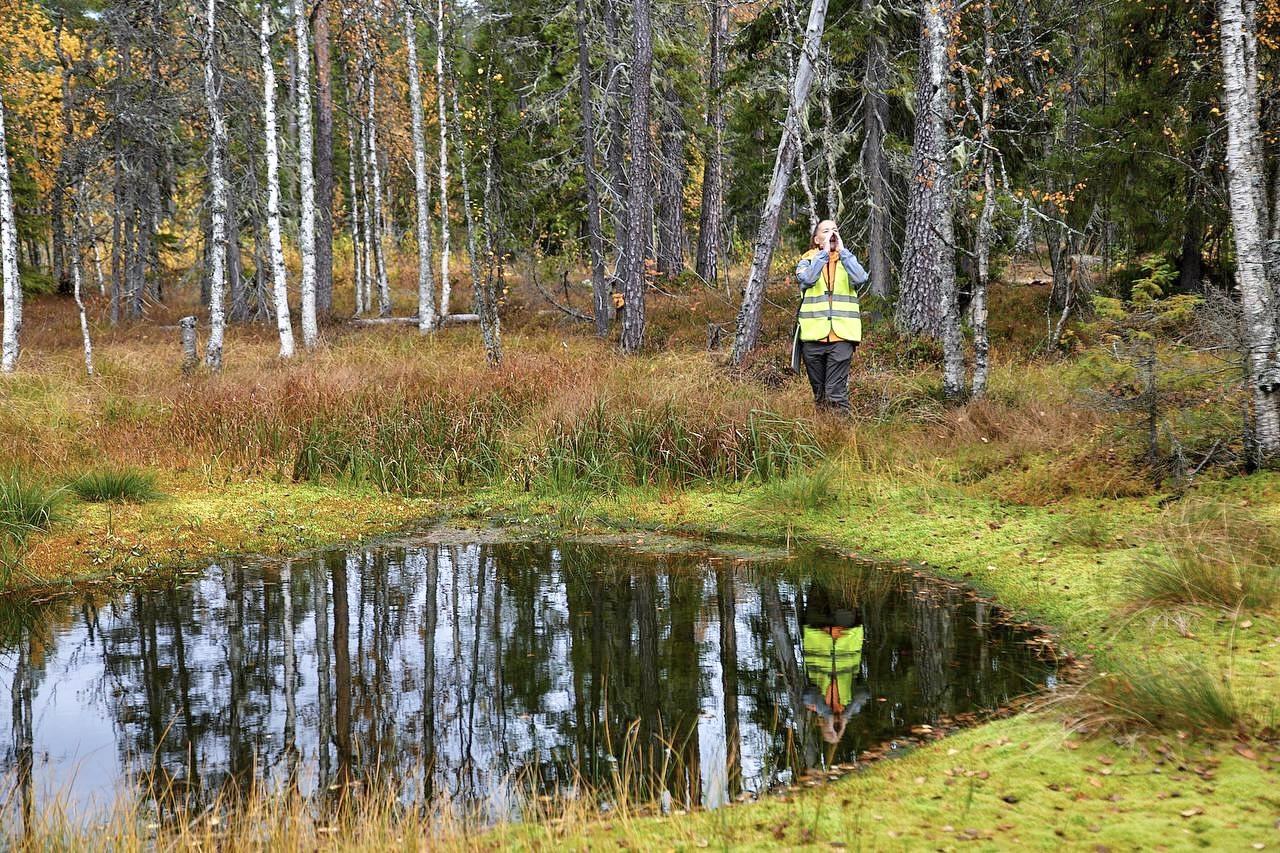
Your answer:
[838,249,870,286]
[796,251,829,290]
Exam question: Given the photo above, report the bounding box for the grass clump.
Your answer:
[1080,655,1245,734]
[753,464,840,513]
[1129,499,1280,611]
[1051,510,1115,548]
[0,473,67,544]
[68,468,163,503]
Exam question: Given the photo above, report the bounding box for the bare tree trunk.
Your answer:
[896,0,956,338]
[619,0,655,353]
[1218,0,1280,459]
[728,0,828,365]
[52,16,76,296]
[970,0,995,399]
[71,192,94,375]
[201,0,229,371]
[695,0,725,287]
[358,76,377,315]
[313,0,334,316]
[818,48,839,219]
[435,0,452,317]
[475,75,504,365]
[92,240,105,295]
[656,84,687,278]
[294,0,319,347]
[576,0,610,336]
[261,0,295,358]
[404,4,438,331]
[364,59,392,317]
[341,68,367,315]
[227,184,246,322]
[859,0,891,300]
[0,82,18,373]
[602,0,629,285]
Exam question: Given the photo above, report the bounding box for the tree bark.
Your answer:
[261,0,295,358]
[728,0,829,365]
[1218,0,1280,459]
[476,76,504,365]
[695,0,726,287]
[656,83,687,278]
[970,0,995,399]
[52,16,75,296]
[602,0,629,287]
[364,59,392,317]
[819,48,839,219]
[0,82,20,373]
[619,0,655,353]
[896,0,956,338]
[201,0,229,371]
[294,0,319,347]
[71,190,94,375]
[576,0,610,336]
[860,0,891,299]
[435,0,452,318]
[313,0,335,316]
[341,66,367,315]
[404,4,438,331]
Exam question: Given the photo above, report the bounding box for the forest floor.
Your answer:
[2,270,1279,849]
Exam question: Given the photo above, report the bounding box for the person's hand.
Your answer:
[833,231,845,254]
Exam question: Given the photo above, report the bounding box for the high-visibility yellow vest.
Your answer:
[803,625,865,713]
[797,250,862,343]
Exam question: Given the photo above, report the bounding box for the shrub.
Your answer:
[1129,500,1280,610]
[0,473,67,544]
[69,468,164,503]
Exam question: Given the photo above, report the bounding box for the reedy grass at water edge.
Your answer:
[0,473,67,545]
[67,467,164,503]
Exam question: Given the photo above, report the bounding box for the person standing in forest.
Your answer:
[792,220,869,414]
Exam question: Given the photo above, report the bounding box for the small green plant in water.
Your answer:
[69,468,164,503]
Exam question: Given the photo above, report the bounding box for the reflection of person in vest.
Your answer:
[791,220,870,414]
[801,583,870,745]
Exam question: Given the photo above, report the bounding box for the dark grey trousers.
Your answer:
[801,340,855,413]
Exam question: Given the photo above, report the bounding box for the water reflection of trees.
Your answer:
[0,544,1053,825]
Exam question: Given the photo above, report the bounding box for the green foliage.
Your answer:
[1128,500,1280,611]
[0,473,67,545]
[68,468,164,503]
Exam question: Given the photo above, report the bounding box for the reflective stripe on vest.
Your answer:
[797,252,862,342]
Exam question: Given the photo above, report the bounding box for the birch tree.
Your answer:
[294,0,319,347]
[71,188,94,376]
[576,0,610,336]
[199,0,229,371]
[363,57,392,317]
[313,1,335,316]
[1217,0,1280,459]
[260,0,295,358]
[619,0,654,353]
[728,0,828,366]
[404,3,438,331]
[435,0,452,318]
[896,0,956,339]
[0,82,18,374]
[970,0,996,399]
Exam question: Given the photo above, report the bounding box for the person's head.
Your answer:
[811,220,838,250]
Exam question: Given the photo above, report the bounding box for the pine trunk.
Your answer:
[576,0,610,336]
[261,1,295,358]
[656,85,686,278]
[294,0,319,347]
[201,0,229,371]
[1218,0,1280,459]
[694,0,725,287]
[728,0,828,365]
[859,0,891,299]
[435,0,452,318]
[620,0,654,353]
[0,83,20,373]
[405,6,438,331]
[896,0,955,337]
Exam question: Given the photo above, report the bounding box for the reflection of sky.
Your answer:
[0,542,1056,823]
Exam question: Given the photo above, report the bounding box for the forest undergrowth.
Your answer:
[2,276,1279,849]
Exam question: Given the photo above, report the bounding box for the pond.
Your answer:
[0,534,1058,825]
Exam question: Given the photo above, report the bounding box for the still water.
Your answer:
[0,535,1057,822]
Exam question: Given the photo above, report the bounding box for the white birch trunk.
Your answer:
[0,84,20,373]
[1218,0,1280,457]
[364,60,392,317]
[201,0,229,371]
[970,0,995,399]
[358,90,377,314]
[404,4,437,331]
[345,112,366,315]
[71,190,94,376]
[294,0,319,348]
[435,0,452,318]
[261,2,295,358]
[728,0,828,365]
